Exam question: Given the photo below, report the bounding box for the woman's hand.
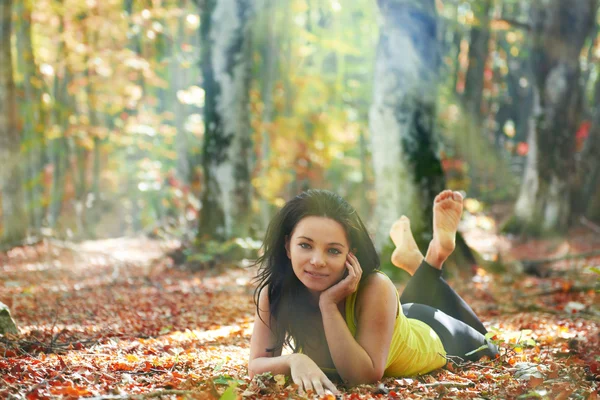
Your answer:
[289,354,338,396]
[319,252,363,308]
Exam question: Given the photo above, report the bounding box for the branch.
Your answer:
[580,216,600,234]
[423,381,475,388]
[492,18,532,31]
[509,303,600,322]
[0,336,99,355]
[518,284,598,298]
[87,390,200,400]
[520,249,600,266]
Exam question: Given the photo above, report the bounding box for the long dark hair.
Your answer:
[253,189,380,353]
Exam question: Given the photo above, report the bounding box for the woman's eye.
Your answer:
[299,243,311,249]
[328,248,342,255]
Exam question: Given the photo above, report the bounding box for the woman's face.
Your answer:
[285,216,350,297]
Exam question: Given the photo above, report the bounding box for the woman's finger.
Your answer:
[350,253,363,276]
[291,375,304,395]
[349,258,360,278]
[312,380,325,396]
[301,378,312,396]
[323,377,339,394]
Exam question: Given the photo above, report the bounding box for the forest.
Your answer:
[0,0,599,398]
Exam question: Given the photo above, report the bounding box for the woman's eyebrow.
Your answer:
[298,236,346,248]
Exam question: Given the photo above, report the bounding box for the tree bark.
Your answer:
[510,0,598,235]
[0,0,27,244]
[369,0,445,250]
[47,5,71,229]
[14,0,46,232]
[198,0,253,240]
[463,0,492,121]
[256,0,277,232]
[173,0,192,186]
[575,73,600,221]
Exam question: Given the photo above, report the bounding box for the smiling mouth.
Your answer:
[305,271,328,278]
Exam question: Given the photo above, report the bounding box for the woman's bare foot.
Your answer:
[425,190,464,269]
[389,216,424,276]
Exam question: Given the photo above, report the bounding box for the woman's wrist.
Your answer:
[319,296,339,313]
[288,353,307,369]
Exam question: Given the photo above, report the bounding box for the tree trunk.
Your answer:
[574,73,600,221]
[14,0,46,232]
[509,0,598,235]
[463,0,492,121]
[369,0,445,250]
[198,0,253,240]
[173,0,191,186]
[257,0,276,232]
[0,0,27,244]
[47,6,71,229]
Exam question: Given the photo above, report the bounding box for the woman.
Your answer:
[248,189,497,395]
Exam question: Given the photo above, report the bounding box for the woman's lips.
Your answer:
[305,270,328,278]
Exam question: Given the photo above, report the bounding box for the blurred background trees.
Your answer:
[2,0,600,265]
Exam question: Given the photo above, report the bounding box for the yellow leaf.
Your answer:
[126,354,139,362]
[274,374,285,386]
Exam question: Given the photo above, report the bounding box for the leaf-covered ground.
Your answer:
[0,224,599,399]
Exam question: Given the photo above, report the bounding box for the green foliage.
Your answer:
[9,0,593,250]
[218,383,238,400]
[186,238,261,268]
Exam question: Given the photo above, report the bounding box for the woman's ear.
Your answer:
[284,235,291,259]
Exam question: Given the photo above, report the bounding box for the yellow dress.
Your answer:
[322,271,447,377]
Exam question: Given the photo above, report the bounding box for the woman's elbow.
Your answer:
[348,368,384,386]
[248,360,257,379]
[368,369,385,384]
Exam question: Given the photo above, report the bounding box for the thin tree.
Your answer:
[14,0,46,232]
[0,0,27,245]
[0,0,28,245]
[463,0,492,122]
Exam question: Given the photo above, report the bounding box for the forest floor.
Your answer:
[1,211,599,399]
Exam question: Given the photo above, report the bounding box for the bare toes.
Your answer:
[434,190,453,203]
[452,191,463,202]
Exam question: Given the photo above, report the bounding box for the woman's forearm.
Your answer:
[319,302,382,385]
[248,354,297,379]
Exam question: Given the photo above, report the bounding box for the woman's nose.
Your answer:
[310,254,326,267]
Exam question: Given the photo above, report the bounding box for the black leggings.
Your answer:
[399,261,498,361]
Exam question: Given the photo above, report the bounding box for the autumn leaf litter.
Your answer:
[0,234,598,399]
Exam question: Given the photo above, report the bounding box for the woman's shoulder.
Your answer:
[362,270,396,290]
[355,271,398,312]
[256,284,271,312]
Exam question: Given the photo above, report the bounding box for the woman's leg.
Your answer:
[402,303,498,361]
[390,191,487,335]
[400,261,487,335]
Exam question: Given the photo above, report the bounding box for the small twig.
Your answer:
[492,18,532,31]
[520,250,600,266]
[86,390,200,399]
[518,284,598,298]
[26,367,68,396]
[580,216,600,234]
[509,304,600,322]
[422,381,475,388]
[0,336,99,355]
